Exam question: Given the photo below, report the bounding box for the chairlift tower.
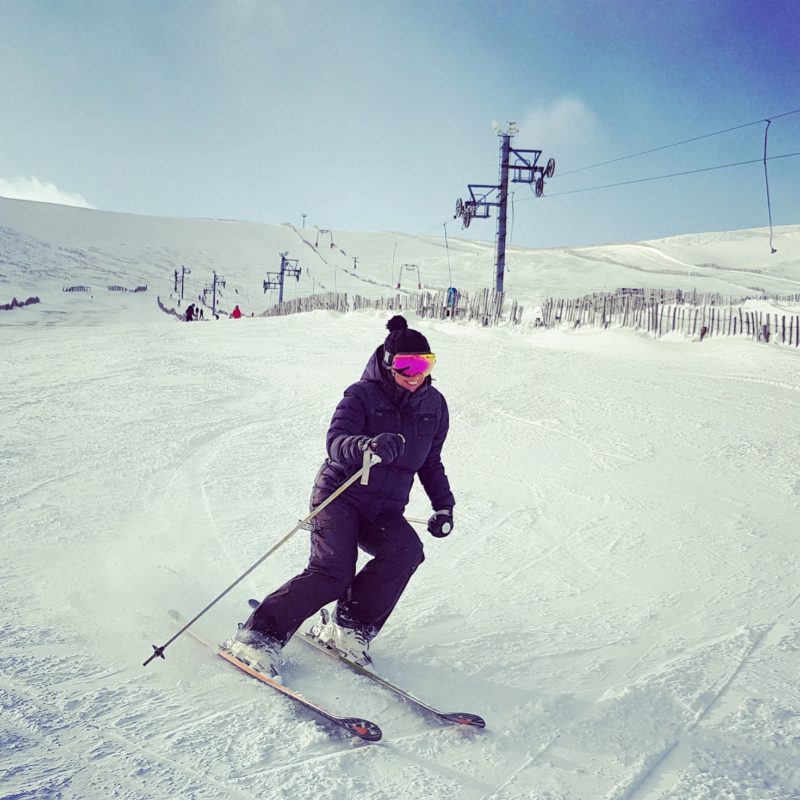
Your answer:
[205,272,225,316]
[174,265,191,302]
[263,252,301,303]
[314,228,335,249]
[200,272,225,315]
[397,263,421,290]
[454,121,555,293]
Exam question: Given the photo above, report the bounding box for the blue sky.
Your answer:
[2,0,799,248]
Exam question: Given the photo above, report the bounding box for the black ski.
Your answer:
[167,609,382,742]
[247,600,485,729]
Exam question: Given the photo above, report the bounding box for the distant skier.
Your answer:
[185,303,195,322]
[231,305,242,319]
[227,315,455,678]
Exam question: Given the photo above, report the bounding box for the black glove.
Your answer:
[427,509,454,538]
[366,433,405,464]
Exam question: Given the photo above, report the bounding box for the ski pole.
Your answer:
[143,450,379,667]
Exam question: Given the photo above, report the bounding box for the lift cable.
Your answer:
[542,151,800,198]
[555,107,800,178]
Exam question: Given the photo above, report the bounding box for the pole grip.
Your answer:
[360,448,380,484]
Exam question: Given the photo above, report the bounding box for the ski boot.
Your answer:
[224,626,283,681]
[310,608,373,668]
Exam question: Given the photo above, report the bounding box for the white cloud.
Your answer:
[0,176,94,208]
[518,97,599,151]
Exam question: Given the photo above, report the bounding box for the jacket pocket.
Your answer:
[373,408,401,433]
[417,413,436,438]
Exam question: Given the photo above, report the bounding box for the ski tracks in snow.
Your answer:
[472,589,800,800]
[612,590,800,800]
[5,315,800,798]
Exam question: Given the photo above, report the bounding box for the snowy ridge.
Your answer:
[2,196,800,328]
[1,199,799,799]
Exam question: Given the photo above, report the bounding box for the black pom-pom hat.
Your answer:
[382,315,431,368]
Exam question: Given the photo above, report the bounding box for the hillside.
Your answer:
[2,196,800,328]
[1,198,799,800]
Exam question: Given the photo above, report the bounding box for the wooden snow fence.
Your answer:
[258,284,799,348]
[263,288,520,328]
[1,296,40,312]
[540,291,800,347]
[415,288,514,326]
[262,292,351,317]
[156,296,182,319]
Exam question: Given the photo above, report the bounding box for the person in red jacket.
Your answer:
[231,305,242,319]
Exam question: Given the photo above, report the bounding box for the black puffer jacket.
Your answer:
[311,346,455,515]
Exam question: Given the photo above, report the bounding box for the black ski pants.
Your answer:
[246,498,425,646]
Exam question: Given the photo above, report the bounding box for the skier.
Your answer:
[231,305,242,319]
[185,303,195,322]
[226,315,455,678]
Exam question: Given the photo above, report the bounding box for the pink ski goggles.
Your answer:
[391,352,436,377]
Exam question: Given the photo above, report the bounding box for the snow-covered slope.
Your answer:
[2,196,800,330]
[1,199,799,799]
